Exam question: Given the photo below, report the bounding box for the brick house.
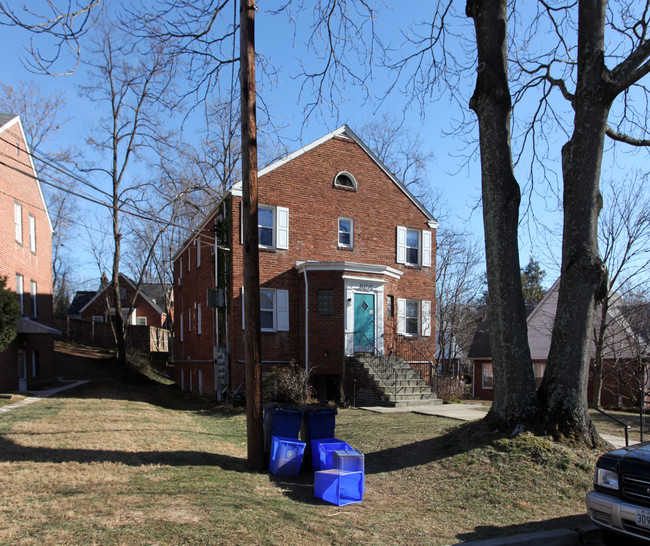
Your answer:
[69,273,173,328]
[173,126,438,403]
[469,279,649,407]
[0,114,58,392]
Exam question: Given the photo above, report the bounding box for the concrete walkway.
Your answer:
[0,380,89,413]
[360,402,629,449]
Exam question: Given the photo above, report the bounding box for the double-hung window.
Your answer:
[396,226,432,267]
[16,274,24,315]
[30,281,37,318]
[482,363,494,389]
[338,217,353,248]
[397,298,432,337]
[14,201,22,244]
[28,214,36,253]
[241,287,289,332]
[242,203,289,250]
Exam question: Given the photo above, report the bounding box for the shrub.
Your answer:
[437,376,466,403]
[263,361,314,404]
[0,276,20,352]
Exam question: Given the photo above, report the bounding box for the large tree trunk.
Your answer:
[538,0,610,446]
[467,0,538,428]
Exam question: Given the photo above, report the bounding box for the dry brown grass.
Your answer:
[0,378,601,545]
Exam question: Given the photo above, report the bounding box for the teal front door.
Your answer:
[353,293,375,352]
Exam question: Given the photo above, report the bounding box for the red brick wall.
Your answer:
[174,134,437,399]
[0,117,55,391]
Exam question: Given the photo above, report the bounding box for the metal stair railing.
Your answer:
[589,403,630,447]
[384,333,438,392]
[346,331,404,397]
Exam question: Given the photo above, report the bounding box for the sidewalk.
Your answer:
[360,402,629,448]
[0,380,89,413]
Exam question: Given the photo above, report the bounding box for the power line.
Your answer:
[0,132,221,238]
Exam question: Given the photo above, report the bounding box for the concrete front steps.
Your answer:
[356,355,441,407]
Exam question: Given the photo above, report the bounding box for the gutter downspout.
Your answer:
[303,267,309,379]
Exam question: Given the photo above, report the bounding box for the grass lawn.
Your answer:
[0,376,602,546]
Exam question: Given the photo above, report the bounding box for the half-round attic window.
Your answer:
[334,171,357,190]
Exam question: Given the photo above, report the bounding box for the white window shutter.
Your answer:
[396,226,406,264]
[276,206,289,250]
[421,230,432,267]
[397,298,406,334]
[277,289,289,331]
[421,300,431,337]
[241,287,245,329]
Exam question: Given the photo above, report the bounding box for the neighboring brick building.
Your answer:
[469,280,649,407]
[173,126,438,402]
[69,273,173,328]
[0,113,58,392]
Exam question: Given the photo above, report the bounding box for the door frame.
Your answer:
[344,276,385,356]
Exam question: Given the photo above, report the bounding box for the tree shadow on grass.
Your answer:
[455,514,595,544]
[364,419,499,475]
[0,435,247,471]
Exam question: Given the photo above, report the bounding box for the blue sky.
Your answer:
[0,1,569,290]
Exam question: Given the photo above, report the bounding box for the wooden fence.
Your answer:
[55,316,171,354]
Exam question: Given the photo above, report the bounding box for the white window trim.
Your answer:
[396,226,432,267]
[136,317,147,326]
[338,217,354,248]
[180,313,184,342]
[197,304,202,335]
[14,201,22,244]
[241,287,290,332]
[397,297,423,337]
[30,281,37,318]
[92,315,104,323]
[334,171,357,190]
[482,362,494,390]
[28,213,36,253]
[16,274,24,315]
[240,202,289,250]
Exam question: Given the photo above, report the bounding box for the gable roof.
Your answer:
[470,279,649,361]
[0,113,54,233]
[76,273,168,317]
[173,124,439,261]
[67,291,97,317]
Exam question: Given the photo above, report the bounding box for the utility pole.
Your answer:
[240,0,264,472]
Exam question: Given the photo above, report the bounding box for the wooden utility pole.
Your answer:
[240,0,264,472]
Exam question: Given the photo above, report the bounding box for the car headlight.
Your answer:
[595,467,619,490]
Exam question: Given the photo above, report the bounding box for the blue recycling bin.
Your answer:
[314,469,363,506]
[269,436,306,477]
[311,438,352,471]
[305,408,337,441]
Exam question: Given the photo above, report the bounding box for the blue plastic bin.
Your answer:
[333,449,365,492]
[305,409,337,441]
[311,438,352,471]
[314,469,363,506]
[269,436,306,477]
[270,408,304,440]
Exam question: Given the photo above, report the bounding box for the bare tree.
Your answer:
[80,20,178,371]
[0,0,102,75]
[591,175,650,406]
[436,227,484,377]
